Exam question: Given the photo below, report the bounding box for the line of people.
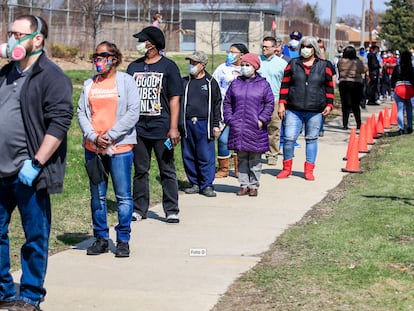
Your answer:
[1,15,413,311]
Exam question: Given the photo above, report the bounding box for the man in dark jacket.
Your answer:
[0,15,73,311]
[181,51,222,197]
[367,45,381,105]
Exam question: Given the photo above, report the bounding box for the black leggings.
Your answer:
[339,81,363,129]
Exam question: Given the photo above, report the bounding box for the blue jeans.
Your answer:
[85,149,133,243]
[394,93,413,131]
[217,125,230,158]
[282,110,322,163]
[182,120,216,191]
[0,175,51,307]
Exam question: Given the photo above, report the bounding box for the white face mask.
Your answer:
[136,42,149,55]
[301,47,314,58]
[240,65,254,77]
[188,64,200,76]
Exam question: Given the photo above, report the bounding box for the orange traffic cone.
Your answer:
[343,128,356,161]
[366,117,375,145]
[383,107,391,129]
[390,101,398,125]
[358,123,370,153]
[376,111,385,136]
[342,136,362,173]
[371,113,379,139]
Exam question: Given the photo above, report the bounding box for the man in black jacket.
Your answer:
[367,45,381,105]
[0,15,73,311]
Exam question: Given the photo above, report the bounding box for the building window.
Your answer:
[181,19,196,51]
[220,19,248,52]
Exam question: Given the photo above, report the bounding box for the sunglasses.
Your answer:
[92,52,114,61]
[301,44,313,49]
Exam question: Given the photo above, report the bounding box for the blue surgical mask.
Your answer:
[226,52,237,65]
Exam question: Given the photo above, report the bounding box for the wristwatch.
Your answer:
[32,158,44,169]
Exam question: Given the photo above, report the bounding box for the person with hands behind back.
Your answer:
[277,36,334,181]
[78,41,140,258]
[127,26,183,223]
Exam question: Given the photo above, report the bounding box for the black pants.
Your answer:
[339,81,363,129]
[367,71,379,104]
[133,136,179,217]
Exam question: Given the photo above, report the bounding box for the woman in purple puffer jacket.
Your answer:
[223,53,274,197]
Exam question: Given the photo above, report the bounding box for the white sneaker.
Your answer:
[166,214,180,224]
[132,212,143,222]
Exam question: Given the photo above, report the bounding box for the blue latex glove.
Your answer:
[18,159,41,186]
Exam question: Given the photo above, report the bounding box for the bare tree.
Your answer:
[73,0,107,58]
[198,0,221,71]
[1,0,9,42]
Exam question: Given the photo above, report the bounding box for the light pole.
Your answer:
[328,0,337,62]
[360,0,366,48]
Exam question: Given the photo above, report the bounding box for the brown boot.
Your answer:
[233,154,239,178]
[276,159,293,179]
[215,158,229,178]
[304,161,315,181]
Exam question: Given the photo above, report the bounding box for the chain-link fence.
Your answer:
[1,0,180,58]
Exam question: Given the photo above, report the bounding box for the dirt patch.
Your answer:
[53,58,93,71]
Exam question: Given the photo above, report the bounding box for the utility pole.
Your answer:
[360,0,366,48]
[328,0,337,62]
[369,0,373,45]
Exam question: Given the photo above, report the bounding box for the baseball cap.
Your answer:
[185,51,208,65]
[290,31,302,41]
[133,26,165,50]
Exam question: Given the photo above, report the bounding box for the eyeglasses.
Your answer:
[301,44,314,49]
[262,45,275,49]
[92,52,114,62]
[7,31,32,39]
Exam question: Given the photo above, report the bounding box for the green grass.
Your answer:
[215,133,414,310]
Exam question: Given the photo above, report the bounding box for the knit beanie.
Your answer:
[241,53,260,70]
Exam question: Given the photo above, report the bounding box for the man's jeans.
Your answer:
[282,109,322,164]
[0,175,50,307]
[86,149,133,243]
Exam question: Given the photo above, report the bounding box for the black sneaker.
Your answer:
[201,186,217,197]
[115,242,130,258]
[184,184,199,194]
[86,237,108,255]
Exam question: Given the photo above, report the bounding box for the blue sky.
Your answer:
[307,0,388,20]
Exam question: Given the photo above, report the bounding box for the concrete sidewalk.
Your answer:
[13,103,392,311]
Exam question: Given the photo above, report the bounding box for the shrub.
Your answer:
[49,43,79,59]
